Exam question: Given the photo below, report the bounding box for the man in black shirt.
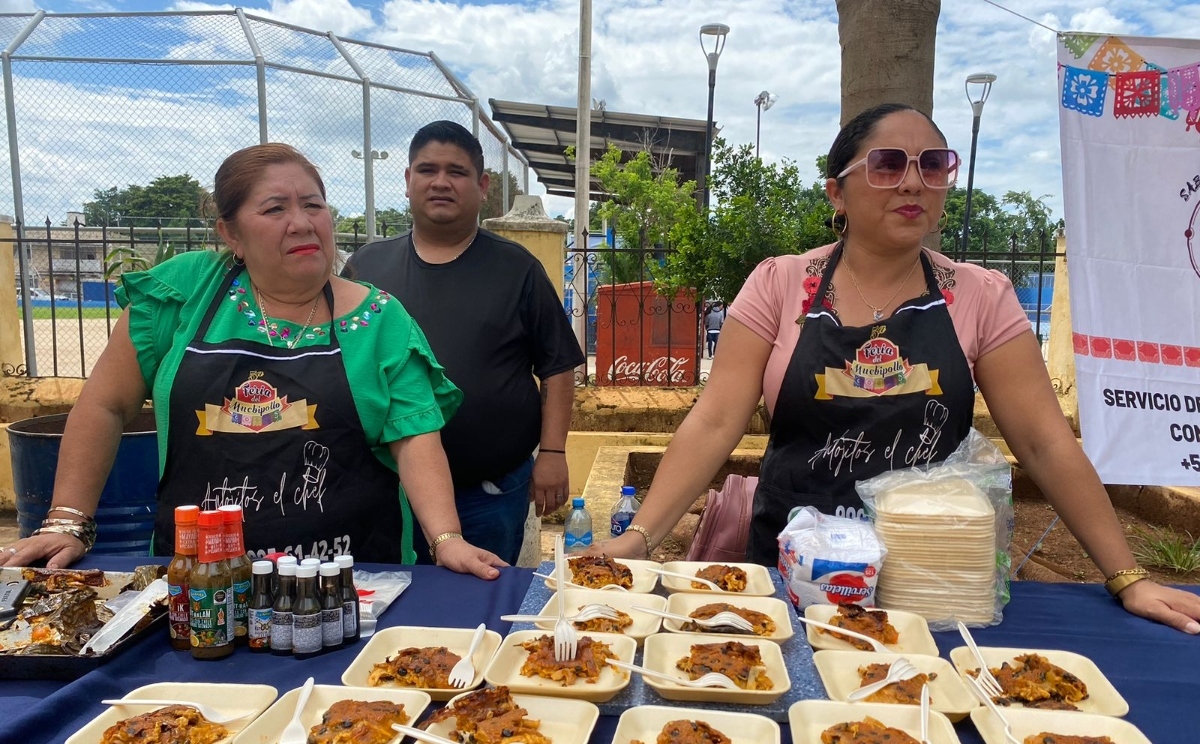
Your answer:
[346,121,584,565]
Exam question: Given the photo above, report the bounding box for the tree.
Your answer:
[480,168,524,221]
[83,174,211,228]
[836,0,940,124]
[661,141,836,303]
[941,187,1063,286]
[582,144,700,285]
[335,207,411,238]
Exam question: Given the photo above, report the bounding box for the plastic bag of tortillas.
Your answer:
[777,506,887,612]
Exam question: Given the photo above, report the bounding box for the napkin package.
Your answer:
[777,506,887,612]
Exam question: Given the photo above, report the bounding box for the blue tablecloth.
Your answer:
[1,557,1196,744]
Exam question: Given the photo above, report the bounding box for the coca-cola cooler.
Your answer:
[595,281,699,386]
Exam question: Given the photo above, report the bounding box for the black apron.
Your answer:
[153,266,413,564]
[748,247,975,565]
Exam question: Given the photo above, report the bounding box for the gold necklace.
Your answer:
[253,282,321,350]
[843,248,922,322]
[413,228,477,264]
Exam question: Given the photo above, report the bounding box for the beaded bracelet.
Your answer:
[625,524,654,558]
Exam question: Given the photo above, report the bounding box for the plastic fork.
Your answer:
[967,675,1021,744]
[446,623,486,689]
[957,621,1005,698]
[277,677,315,744]
[795,615,890,652]
[100,698,254,725]
[606,658,740,689]
[919,683,932,744]
[646,567,725,591]
[846,657,920,702]
[392,722,539,744]
[631,605,756,634]
[500,603,620,625]
[533,572,630,592]
[552,535,577,662]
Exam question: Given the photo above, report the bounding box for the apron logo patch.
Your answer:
[195,371,320,435]
[815,336,943,400]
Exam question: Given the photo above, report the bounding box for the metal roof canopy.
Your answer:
[489,99,711,201]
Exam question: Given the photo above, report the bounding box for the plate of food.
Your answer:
[533,588,666,644]
[949,646,1129,716]
[658,561,775,596]
[638,632,790,705]
[64,682,277,744]
[543,555,659,593]
[612,705,780,744]
[340,625,503,701]
[812,650,978,722]
[233,683,429,744]
[970,706,1152,744]
[788,699,961,744]
[662,592,794,642]
[804,603,939,656]
[424,685,599,744]
[482,629,637,702]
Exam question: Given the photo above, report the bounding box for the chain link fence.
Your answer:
[0,10,529,377]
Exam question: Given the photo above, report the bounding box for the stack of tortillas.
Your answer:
[873,477,998,624]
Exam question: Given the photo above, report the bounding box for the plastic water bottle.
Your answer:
[564,497,593,554]
[610,485,640,539]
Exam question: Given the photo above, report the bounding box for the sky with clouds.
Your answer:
[2,0,1199,224]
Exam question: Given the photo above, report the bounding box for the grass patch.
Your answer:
[1131,526,1200,574]
[26,306,118,320]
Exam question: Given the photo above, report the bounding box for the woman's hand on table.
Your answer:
[0,532,85,569]
[588,532,649,560]
[434,538,507,580]
[1119,580,1200,634]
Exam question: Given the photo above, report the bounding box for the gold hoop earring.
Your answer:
[232,255,245,267]
[936,211,950,232]
[832,212,847,237]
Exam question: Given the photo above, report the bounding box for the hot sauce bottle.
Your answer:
[318,562,343,651]
[167,505,199,651]
[219,505,252,645]
[248,560,273,653]
[189,510,232,660]
[335,554,360,644]
[270,560,297,656]
[291,564,323,659]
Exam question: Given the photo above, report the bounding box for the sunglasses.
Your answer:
[837,148,961,189]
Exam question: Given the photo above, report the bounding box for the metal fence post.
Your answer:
[501,145,510,213]
[236,9,268,143]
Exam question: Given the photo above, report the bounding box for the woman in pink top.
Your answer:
[603,103,1200,634]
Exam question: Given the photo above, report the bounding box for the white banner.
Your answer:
[1058,34,1200,486]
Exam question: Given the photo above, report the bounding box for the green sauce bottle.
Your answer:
[189,510,232,660]
[219,505,252,645]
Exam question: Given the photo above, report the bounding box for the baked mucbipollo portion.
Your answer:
[1023,736,1115,744]
[573,607,634,634]
[972,653,1089,710]
[422,686,552,744]
[367,645,461,689]
[567,555,633,590]
[819,716,920,744]
[818,604,899,650]
[631,720,732,744]
[307,699,410,744]
[692,565,747,592]
[99,704,228,744]
[675,641,774,690]
[682,603,776,635]
[856,662,936,704]
[519,634,621,686]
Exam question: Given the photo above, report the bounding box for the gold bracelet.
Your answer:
[625,525,654,558]
[1104,567,1151,597]
[47,506,94,523]
[428,531,463,564]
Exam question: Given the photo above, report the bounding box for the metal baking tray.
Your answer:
[0,566,168,680]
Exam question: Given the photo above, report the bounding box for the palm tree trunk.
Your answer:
[835,0,941,126]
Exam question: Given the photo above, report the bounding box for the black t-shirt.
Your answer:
[345,229,584,487]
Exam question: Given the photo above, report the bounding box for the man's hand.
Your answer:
[531,451,570,517]
[434,538,507,580]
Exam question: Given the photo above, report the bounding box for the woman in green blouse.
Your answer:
[0,144,505,578]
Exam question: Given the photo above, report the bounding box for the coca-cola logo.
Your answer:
[606,355,689,384]
[820,573,870,604]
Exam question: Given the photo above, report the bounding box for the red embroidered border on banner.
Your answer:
[1075,335,1200,367]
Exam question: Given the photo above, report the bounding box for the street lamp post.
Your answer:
[352,148,389,241]
[960,72,996,259]
[699,23,729,210]
[754,90,777,159]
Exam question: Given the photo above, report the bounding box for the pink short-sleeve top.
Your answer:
[726,243,1031,416]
